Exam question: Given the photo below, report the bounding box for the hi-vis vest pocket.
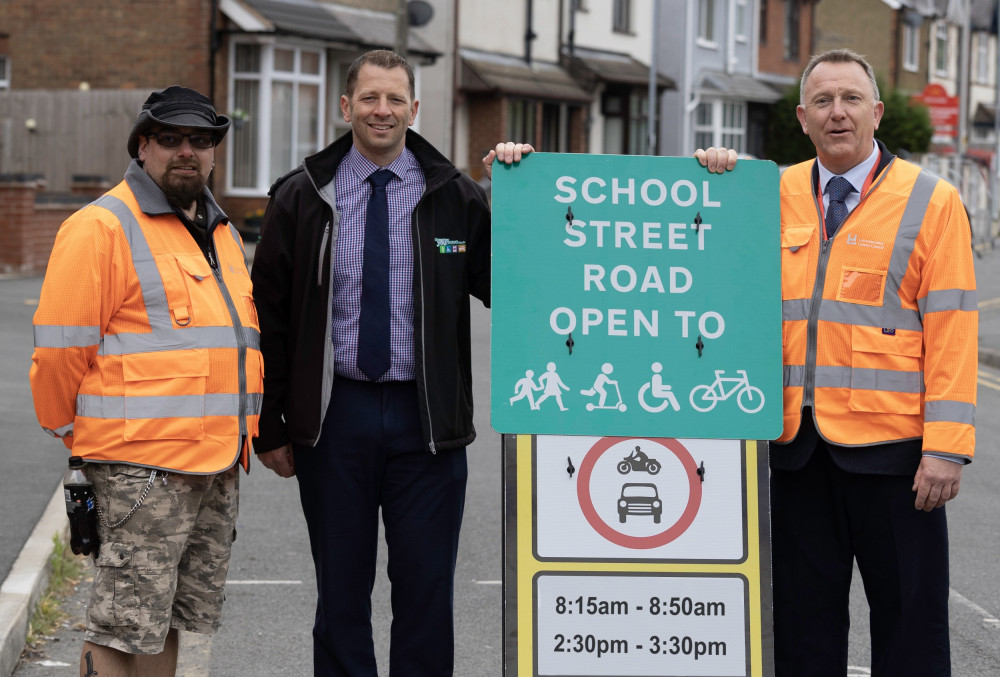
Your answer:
[156,253,214,327]
[122,349,208,440]
[837,267,886,306]
[780,224,814,299]
[848,325,923,414]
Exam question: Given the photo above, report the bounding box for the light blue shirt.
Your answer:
[817,141,879,217]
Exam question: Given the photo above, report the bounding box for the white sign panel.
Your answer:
[535,436,746,561]
[535,573,749,676]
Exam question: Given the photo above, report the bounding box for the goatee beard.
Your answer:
[162,172,206,212]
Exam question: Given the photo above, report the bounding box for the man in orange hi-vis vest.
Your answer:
[697,49,976,676]
[30,86,263,677]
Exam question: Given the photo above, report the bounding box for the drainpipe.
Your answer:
[683,0,700,155]
[451,0,461,161]
[648,0,659,155]
[525,0,537,64]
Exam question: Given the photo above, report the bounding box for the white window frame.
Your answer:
[934,22,949,77]
[692,99,746,155]
[735,0,748,43]
[903,22,919,72]
[975,33,989,84]
[0,56,9,90]
[226,39,326,196]
[697,0,717,47]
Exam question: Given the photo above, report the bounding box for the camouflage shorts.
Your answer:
[84,462,239,655]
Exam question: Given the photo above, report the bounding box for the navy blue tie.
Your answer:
[357,169,393,382]
[825,176,854,239]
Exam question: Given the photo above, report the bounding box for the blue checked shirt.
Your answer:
[332,147,425,382]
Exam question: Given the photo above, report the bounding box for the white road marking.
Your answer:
[950,588,1000,630]
[226,580,303,585]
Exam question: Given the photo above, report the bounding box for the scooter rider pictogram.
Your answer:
[617,445,660,475]
[581,362,627,412]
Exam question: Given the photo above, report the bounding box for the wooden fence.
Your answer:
[0,89,147,192]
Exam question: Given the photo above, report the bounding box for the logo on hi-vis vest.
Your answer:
[435,238,467,254]
[846,233,885,250]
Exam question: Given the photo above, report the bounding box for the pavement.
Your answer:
[2,241,1000,676]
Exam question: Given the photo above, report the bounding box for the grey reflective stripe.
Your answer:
[77,393,245,419]
[782,298,809,322]
[925,399,975,425]
[94,195,172,331]
[817,300,923,331]
[225,222,243,248]
[919,288,979,315]
[813,365,924,393]
[43,423,74,437]
[923,451,970,463]
[246,392,263,414]
[784,364,805,387]
[34,324,100,349]
[880,170,937,327]
[99,326,260,356]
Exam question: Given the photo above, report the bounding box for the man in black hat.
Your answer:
[29,85,263,677]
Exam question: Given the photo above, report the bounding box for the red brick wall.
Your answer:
[4,0,213,91]
[467,95,505,182]
[0,181,80,275]
[757,0,815,81]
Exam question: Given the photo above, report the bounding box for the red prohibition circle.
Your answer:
[577,436,702,549]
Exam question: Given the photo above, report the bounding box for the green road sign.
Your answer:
[490,153,782,439]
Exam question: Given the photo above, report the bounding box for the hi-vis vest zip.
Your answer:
[30,167,264,474]
[778,154,977,460]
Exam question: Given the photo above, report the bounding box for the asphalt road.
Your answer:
[0,275,65,584]
[6,243,1000,676]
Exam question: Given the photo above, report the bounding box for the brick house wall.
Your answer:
[758,0,816,83]
[0,178,84,275]
[1,0,213,91]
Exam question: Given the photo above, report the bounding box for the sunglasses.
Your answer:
[146,131,216,150]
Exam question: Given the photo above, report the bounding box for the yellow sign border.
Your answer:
[508,434,771,676]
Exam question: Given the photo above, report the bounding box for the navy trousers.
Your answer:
[770,441,951,677]
[294,378,468,676]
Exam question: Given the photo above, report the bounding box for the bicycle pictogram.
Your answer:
[689,369,765,413]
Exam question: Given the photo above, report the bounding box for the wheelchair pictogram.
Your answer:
[637,361,680,413]
[689,369,765,413]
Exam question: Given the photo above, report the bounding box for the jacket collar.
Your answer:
[810,138,896,194]
[124,159,228,227]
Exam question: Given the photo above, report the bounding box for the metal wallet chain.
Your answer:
[95,469,158,529]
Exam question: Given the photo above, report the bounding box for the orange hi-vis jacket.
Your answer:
[779,147,977,461]
[30,161,263,474]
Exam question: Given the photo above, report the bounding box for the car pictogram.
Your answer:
[617,482,662,524]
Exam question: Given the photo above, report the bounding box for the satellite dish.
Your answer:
[407,0,434,27]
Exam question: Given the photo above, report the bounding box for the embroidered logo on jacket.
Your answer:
[435,238,467,254]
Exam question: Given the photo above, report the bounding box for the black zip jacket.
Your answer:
[250,129,492,454]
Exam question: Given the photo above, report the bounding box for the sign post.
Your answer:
[492,153,781,677]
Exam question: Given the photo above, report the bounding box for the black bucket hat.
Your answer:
[127,86,231,158]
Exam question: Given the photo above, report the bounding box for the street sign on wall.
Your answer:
[911,83,959,147]
[490,153,782,440]
[503,434,774,676]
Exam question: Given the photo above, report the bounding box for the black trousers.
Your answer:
[770,439,951,677]
[294,378,468,677]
